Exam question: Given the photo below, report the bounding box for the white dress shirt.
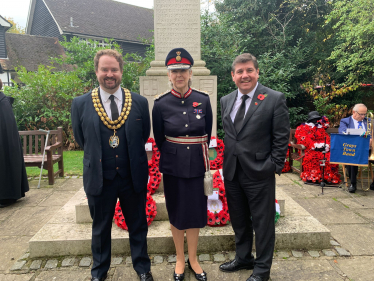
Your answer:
[230,83,259,123]
[99,86,123,121]
[352,116,366,131]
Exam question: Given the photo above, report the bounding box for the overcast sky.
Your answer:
[1,0,154,29]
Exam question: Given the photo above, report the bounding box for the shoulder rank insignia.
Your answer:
[154,90,171,100]
[191,88,210,95]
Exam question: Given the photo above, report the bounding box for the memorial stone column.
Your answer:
[140,0,217,137]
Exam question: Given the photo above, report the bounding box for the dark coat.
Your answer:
[152,89,213,178]
[0,92,29,200]
[220,83,290,181]
[71,89,150,196]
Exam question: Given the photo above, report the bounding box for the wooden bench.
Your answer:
[19,127,64,185]
[288,128,339,174]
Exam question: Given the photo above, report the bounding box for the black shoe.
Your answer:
[174,272,185,280]
[370,182,374,190]
[349,184,356,193]
[246,274,270,281]
[187,259,207,281]
[219,259,254,272]
[138,271,154,281]
[91,274,107,281]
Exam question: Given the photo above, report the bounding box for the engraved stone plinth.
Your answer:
[140,75,217,137]
[146,0,210,76]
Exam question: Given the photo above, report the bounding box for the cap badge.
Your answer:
[176,51,182,62]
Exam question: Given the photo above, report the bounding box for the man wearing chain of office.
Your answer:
[71,49,153,281]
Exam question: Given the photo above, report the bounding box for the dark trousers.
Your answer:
[86,174,150,278]
[346,165,358,185]
[224,161,275,278]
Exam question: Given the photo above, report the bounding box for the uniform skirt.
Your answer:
[163,174,207,230]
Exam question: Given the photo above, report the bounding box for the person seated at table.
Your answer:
[339,104,374,192]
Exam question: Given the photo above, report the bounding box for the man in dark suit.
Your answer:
[71,49,153,281]
[339,103,374,192]
[219,53,289,281]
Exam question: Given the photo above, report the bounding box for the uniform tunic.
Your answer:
[152,88,213,229]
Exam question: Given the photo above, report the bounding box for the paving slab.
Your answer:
[355,208,374,222]
[0,236,31,271]
[335,247,351,256]
[271,259,343,281]
[61,258,75,267]
[45,259,58,269]
[38,191,78,207]
[308,250,320,257]
[55,178,83,191]
[334,256,374,281]
[339,196,374,209]
[276,183,317,199]
[294,198,367,224]
[29,260,42,270]
[328,224,374,255]
[0,206,61,236]
[0,273,34,281]
[33,269,91,281]
[10,260,26,271]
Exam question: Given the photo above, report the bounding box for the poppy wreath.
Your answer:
[207,170,230,226]
[209,136,225,170]
[114,193,157,230]
[147,160,162,195]
[282,144,291,173]
[148,137,161,166]
[295,117,341,184]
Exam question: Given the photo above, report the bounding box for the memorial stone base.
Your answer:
[28,175,330,258]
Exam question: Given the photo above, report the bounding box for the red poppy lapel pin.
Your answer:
[255,102,258,105]
[193,102,202,107]
[257,94,267,100]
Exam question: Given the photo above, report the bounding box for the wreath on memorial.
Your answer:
[207,170,230,226]
[209,136,224,170]
[295,117,340,184]
[114,193,157,230]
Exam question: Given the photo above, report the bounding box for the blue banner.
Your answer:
[330,134,370,165]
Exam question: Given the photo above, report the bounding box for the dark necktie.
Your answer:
[109,95,119,121]
[234,95,249,133]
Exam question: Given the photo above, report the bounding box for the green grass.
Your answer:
[26,151,84,177]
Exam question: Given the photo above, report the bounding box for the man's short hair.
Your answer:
[353,103,367,112]
[94,49,124,72]
[232,53,259,72]
[0,79,2,90]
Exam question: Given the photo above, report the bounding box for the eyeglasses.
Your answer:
[356,112,367,117]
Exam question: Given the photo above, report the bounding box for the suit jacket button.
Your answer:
[187,146,190,149]
[116,167,119,170]
[183,112,186,114]
[185,124,188,127]
[116,155,118,158]
[99,159,101,162]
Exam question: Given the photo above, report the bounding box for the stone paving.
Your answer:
[1,174,374,280]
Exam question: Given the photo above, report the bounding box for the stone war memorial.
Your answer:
[26,0,331,261]
[140,0,217,137]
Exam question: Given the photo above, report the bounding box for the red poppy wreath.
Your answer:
[114,193,157,230]
[207,170,230,226]
[209,136,225,170]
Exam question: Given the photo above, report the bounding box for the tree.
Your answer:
[5,17,25,34]
[54,37,154,92]
[326,0,374,84]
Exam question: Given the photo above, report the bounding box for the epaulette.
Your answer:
[191,88,210,95]
[154,90,171,100]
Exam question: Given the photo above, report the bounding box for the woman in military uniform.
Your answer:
[152,48,213,281]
